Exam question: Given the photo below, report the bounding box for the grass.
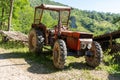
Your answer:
[0,39,120,79]
[0,40,56,72]
[96,49,120,74]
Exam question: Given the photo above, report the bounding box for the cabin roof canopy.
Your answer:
[35,4,71,11]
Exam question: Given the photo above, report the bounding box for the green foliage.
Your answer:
[41,11,58,28]
[28,0,120,35]
[1,0,120,35]
[70,9,120,36]
[0,0,34,33]
[0,0,9,30]
[0,41,26,50]
[98,49,120,74]
[113,17,120,30]
[11,0,34,33]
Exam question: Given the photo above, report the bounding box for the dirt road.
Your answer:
[0,48,119,80]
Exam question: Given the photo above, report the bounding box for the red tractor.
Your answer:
[28,4,103,69]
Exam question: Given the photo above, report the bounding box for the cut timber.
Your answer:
[94,30,120,42]
[0,30,28,43]
[93,30,120,53]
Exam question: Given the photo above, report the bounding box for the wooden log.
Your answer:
[0,30,28,44]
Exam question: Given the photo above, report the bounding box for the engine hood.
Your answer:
[61,31,93,38]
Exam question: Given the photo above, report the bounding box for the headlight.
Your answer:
[87,43,92,49]
[81,43,86,49]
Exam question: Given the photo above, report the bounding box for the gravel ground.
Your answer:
[0,59,31,80]
[0,48,119,80]
[0,49,48,80]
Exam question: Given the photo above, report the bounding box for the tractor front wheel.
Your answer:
[85,41,103,67]
[53,39,67,69]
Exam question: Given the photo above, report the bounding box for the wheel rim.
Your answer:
[53,42,60,66]
[53,40,67,69]
[85,42,102,67]
[32,36,36,48]
[28,29,37,52]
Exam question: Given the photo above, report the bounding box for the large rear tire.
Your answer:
[85,41,103,67]
[53,39,67,69]
[28,28,44,54]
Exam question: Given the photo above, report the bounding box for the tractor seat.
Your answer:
[48,29,55,36]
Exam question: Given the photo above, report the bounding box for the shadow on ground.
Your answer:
[108,73,120,80]
[0,51,94,74]
[67,62,94,70]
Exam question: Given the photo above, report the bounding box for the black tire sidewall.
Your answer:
[53,39,67,69]
[28,28,44,54]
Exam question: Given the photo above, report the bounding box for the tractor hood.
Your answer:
[61,31,93,39]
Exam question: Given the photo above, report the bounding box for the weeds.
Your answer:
[97,49,120,74]
[0,38,120,79]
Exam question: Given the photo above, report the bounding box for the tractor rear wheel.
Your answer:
[85,41,103,67]
[28,28,44,54]
[53,39,67,69]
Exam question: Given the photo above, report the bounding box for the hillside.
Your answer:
[0,0,120,36]
[29,0,120,36]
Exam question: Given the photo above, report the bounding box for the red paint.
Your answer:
[62,31,81,50]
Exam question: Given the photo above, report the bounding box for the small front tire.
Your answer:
[53,39,67,69]
[85,41,103,67]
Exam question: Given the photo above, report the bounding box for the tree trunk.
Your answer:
[8,0,14,31]
[0,8,4,27]
[1,8,4,19]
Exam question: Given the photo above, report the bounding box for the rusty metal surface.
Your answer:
[35,4,71,11]
[61,31,93,38]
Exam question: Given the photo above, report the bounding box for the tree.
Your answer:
[8,0,14,31]
[12,0,34,33]
[0,7,4,26]
[0,0,9,29]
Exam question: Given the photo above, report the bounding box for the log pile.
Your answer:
[0,30,28,43]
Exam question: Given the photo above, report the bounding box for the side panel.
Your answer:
[67,37,80,51]
[61,31,93,51]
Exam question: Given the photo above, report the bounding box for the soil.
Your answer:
[0,48,120,80]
